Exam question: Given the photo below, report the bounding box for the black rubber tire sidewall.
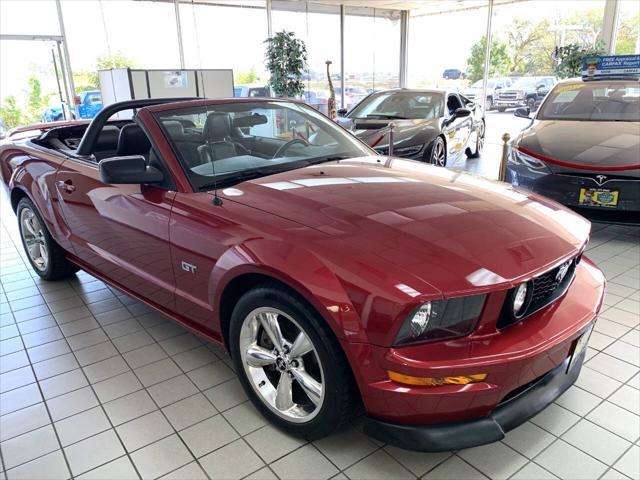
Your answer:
[229,286,354,440]
[425,136,446,167]
[16,197,77,281]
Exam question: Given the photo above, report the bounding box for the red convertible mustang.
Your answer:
[1,98,605,451]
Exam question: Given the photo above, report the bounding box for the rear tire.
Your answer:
[229,285,356,440]
[17,197,78,281]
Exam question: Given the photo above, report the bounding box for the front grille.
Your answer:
[531,269,559,304]
[499,92,519,100]
[497,255,580,329]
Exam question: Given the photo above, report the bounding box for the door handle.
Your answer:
[56,180,76,193]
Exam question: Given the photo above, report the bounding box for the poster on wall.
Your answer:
[164,71,188,88]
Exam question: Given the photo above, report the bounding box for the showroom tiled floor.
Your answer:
[1,192,639,479]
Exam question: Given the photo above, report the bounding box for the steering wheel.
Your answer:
[272,138,309,159]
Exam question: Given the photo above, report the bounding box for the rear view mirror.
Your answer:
[514,107,531,119]
[337,108,347,117]
[232,113,268,128]
[99,155,163,184]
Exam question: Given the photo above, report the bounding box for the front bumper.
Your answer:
[364,345,585,451]
[342,259,604,451]
[506,165,640,224]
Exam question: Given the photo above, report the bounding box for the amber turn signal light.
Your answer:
[387,371,487,387]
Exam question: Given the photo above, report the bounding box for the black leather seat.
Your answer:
[162,120,201,168]
[93,125,121,159]
[116,124,152,157]
[197,112,240,164]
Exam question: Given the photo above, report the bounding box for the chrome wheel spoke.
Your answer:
[275,372,293,411]
[27,243,40,259]
[257,311,285,352]
[24,217,38,237]
[246,344,278,367]
[290,368,322,407]
[289,331,313,359]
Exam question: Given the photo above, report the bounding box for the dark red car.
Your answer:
[1,98,605,451]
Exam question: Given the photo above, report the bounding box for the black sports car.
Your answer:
[337,89,485,167]
[507,77,640,224]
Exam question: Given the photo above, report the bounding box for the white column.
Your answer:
[399,10,409,88]
[174,0,185,69]
[601,0,621,54]
[481,0,494,113]
[55,0,75,120]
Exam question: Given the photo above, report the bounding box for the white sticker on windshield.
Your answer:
[553,91,580,103]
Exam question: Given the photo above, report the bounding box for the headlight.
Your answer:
[508,146,549,170]
[392,143,425,157]
[394,294,486,346]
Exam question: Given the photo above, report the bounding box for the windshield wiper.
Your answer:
[308,154,353,165]
[366,114,409,120]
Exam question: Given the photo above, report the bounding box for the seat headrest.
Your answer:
[203,112,232,142]
[94,125,120,152]
[162,120,185,141]
[116,123,151,157]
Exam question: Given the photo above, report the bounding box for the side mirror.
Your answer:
[452,107,472,118]
[514,107,531,119]
[337,108,347,117]
[99,155,163,184]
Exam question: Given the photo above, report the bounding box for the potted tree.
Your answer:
[264,31,308,98]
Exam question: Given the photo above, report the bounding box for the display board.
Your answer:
[98,68,234,118]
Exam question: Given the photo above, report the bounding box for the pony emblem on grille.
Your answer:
[556,261,572,283]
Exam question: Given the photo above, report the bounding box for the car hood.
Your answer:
[517,120,640,174]
[219,157,590,296]
[344,118,440,150]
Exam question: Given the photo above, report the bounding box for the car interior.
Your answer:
[30,106,349,186]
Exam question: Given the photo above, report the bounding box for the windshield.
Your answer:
[348,91,444,120]
[511,78,540,89]
[538,81,640,121]
[154,101,372,190]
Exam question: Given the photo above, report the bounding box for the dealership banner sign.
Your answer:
[582,54,640,79]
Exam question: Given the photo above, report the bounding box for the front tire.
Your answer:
[486,96,493,111]
[425,136,447,167]
[497,107,506,112]
[229,285,356,440]
[17,197,78,280]
[466,120,485,159]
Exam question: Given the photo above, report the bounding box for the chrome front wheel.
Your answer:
[239,307,325,423]
[19,207,49,271]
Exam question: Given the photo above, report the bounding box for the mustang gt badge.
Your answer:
[556,261,572,283]
[181,261,197,274]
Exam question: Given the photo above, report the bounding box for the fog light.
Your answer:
[387,371,487,387]
[513,283,529,318]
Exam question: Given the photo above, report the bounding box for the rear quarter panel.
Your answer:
[1,142,73,252]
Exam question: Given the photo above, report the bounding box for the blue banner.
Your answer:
[582,54,640,79]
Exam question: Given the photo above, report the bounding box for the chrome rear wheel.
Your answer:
[239,307,325,423]
[19,207,49,272]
